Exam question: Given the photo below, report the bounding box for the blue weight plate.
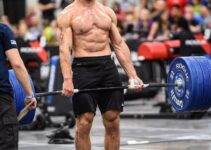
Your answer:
[9,70,36,125]
[167,57,196,112]
[194,57,210,110]
[204,56,211,107]
[183,57,202,111]
[203,57,211,109]
[191,57,206,110]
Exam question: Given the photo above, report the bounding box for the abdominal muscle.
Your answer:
[72,26,112,57]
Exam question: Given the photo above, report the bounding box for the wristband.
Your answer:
[129,79,140,89]
[25,94,35,99]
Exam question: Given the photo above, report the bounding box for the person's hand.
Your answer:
[62,78,74,96]
[24,98,37,110]
[128,77,144,92]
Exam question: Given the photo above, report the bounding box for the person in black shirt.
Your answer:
[0,24,37,150]
[39,0,56,22]
[169,5,183,31]
[178,4,201,32]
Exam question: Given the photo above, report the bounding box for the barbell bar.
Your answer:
[35,83,179,97]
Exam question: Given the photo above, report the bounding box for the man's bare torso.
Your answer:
[62,1,112,57]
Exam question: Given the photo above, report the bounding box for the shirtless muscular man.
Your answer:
[57,0,143,149]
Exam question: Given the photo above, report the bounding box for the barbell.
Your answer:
[9,55,211,125]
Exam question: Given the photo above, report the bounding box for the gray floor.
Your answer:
[19,97,211,150]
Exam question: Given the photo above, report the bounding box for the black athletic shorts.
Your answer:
[0,93,18,150]
[72,55,124,117]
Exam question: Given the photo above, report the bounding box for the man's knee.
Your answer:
[103,111,120,132]
[76,113,94,136]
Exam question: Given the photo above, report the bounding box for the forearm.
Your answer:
[13,64,33,96]
[190,25,200,32]
[114,41,137,79]
[39,3,54,11]
[60,50,72,80]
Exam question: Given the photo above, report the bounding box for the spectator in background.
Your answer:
[124,13,138,39]
[203,4,211,29]
[200,5,209,19]
[167,0,187,11]
[140,0,147,8]
[43,20,57,45]
[151,0,166,21]
[188,0,209,5]
[17,20,33,40]
[140,0,155,10]
[117,19,125,36]
[25,5,40,27]
[192,0,203,16]
[39,0,56,22]
[112,2,126,23]
[112,2,126,36]
[148,10,170,40]
[120,0,137,14]
[169,5,183,31]
[194,5,210,25]
[178,4,201,32]
[135,9,153,39]
[27,16,42,40]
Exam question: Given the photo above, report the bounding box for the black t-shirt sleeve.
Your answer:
[2,25,18,51]
[178,17,190,31]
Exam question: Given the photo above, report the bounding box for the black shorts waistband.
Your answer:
[73,55,111,62]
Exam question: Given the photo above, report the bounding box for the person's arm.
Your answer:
[3,25,36,109]
[6,50,33,96]
[107,8,143,89]
[38,0,56,11]
[190,20,201,32]
[147,22,158,40]
[57,11,74,96]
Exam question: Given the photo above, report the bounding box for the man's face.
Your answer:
[155,0,166,11]
[171,7,181,17]
[184,6,194,21]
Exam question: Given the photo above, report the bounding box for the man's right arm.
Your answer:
[57,11,74,96]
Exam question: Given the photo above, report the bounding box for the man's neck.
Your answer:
[77,0,95,7]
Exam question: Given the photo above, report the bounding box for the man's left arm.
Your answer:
[107,8,143,89]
